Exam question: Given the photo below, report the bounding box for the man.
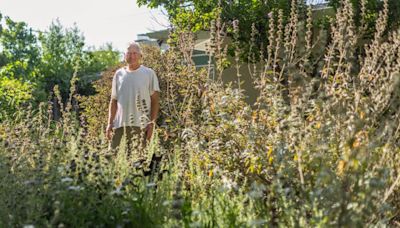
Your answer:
[106,42,160,151]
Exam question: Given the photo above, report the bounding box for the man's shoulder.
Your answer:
[114,67,126,76]
[140,65,156,75]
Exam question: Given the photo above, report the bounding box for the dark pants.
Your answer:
[110,126,144,154]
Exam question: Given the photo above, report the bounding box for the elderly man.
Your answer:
[106,42,160,150]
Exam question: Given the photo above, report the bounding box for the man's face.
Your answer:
[125,46,141,65]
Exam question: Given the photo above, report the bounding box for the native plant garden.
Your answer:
[1,0,400,227]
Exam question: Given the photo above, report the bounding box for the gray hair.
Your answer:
[127,42,142,54]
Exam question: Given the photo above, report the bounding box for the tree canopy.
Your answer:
[329,0,400,35]
[0,14,121,119]
[138,0,296,61]
[137,0,400,62]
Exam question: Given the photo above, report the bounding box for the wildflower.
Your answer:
[115,178,122,187]
[61,177,73,183]
[189,221,202,228]
[220,96,229,106]
[248,219,267,226]
[181,128,195,140]
[352,139,361,148]
[23,225,35,228]
[23,179,38,186]
[191,210,200,217]
[68,186,84,191]
[248,181,266,199]
[221,175,238,191]
[267,146,274,164]
[110,187,123,196]
[162,200,171,206]
[146,182,157,188]
[57,166,64,173]
[337,160,346,175]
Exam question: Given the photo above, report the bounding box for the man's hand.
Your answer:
[107,99,117,141]
[106,124,113,140]
[146,122,154,141]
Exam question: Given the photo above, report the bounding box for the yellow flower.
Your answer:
[267,146,274,164]
[359,111,365,120]
[252,111,258,122]
[115,178,121,187]
[352,139,360,148]
[337,160,346,175]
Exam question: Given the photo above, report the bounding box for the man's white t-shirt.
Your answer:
[111,65,160,129]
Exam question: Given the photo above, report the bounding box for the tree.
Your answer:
[0,13,6,68]
[329,0,400,36]
[137,0,298,62]
[38,20,87,99]
[78,43,121,96]
[0,16,41,69]
[138,0,399,63]
[0,14,42,117]
[38,21,121,98]
[84,43,121,73]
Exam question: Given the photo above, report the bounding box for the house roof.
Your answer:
[139,29,211,52]
[139,30,169,41]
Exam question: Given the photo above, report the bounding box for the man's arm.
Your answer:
[106,99,117,140]
[146,91,160,140]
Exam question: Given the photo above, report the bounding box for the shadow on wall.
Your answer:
[219,59,262,105]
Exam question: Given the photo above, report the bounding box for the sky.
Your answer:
[0,0,170,51]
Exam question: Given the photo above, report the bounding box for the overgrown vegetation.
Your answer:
[1,0,400,226]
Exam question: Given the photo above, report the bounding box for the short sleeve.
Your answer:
[150,70,160,95]
[111,72,118,100]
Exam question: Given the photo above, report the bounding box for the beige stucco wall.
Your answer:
[220,59,263,105]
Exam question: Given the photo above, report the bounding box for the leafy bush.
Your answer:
[0,76,33,115]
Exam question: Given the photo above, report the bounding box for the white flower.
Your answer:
[162,200,171,206]
[122,208,130,215]
[68,186,84,191]
[181,128,195,140]
[189,221,202,228]
[221,175,238,191]
[146,182,157,188]
[61,177,73,183]
[220,96,229,105]
[23,225,35,228]
[110,187,123,196]
[248,181,266,199]
[57,166,64,173]
[248,219,267,226]
[23,180,37,185]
